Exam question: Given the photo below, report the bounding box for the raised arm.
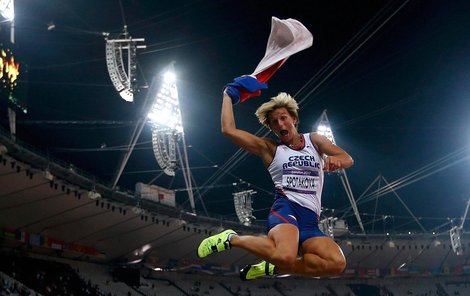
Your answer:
[311,132,354,172]
[221,91,275,166]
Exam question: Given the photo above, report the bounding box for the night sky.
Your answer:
[2,0,470,235]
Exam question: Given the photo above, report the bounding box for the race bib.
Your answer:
[282,169,319,194]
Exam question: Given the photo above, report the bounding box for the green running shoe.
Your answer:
[197,229,237,258]
[240,260,275,281]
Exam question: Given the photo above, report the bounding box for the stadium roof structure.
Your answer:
[1,132,468,274]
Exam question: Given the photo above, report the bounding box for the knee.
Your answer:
[270,253,297,269]
[329,255,346,275]
[307,253,346,276]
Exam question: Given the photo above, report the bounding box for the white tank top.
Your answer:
[267,133,324,215]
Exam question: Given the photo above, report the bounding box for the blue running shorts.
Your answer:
[267,196,327,246]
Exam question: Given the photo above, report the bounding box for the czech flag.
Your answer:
[239,17,313,102]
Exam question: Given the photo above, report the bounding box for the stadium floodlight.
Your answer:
[147,69,183,133]
[148,63,184,176]
[314,110,365,234]
[110,61,195,213]
[0,0,14,21]
[317,123,335,144]
[233,190,256,226]
[144,62,196,213]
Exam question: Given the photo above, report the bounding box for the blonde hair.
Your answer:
[255,92,299,129]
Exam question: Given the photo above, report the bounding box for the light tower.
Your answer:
[147,67,182,176]
[315,110,365,234]
[147,63,195,213]
[111,63,195,214]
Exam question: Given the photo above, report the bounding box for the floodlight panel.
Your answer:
[0,0,14,21]
[164,71,176,83]
[148,78,183,133]
[316,123,335,144]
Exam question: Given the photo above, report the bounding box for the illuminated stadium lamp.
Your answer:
[147,69,183,133]
[144,63,196,213]
[147,64,184,176]
[317,123,335,144]
[0,0,14,21]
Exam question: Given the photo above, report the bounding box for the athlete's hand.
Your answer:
[224,75,268,104]
[323,156,342,172]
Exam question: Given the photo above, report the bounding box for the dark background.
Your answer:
[1,0,470,234]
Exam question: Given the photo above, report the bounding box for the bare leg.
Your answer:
[232,228,345,277]
[230,223,299,268]
[276,237,346,276]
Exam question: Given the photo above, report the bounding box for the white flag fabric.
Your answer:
[252,17,313,82]
[232,17,313,103]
